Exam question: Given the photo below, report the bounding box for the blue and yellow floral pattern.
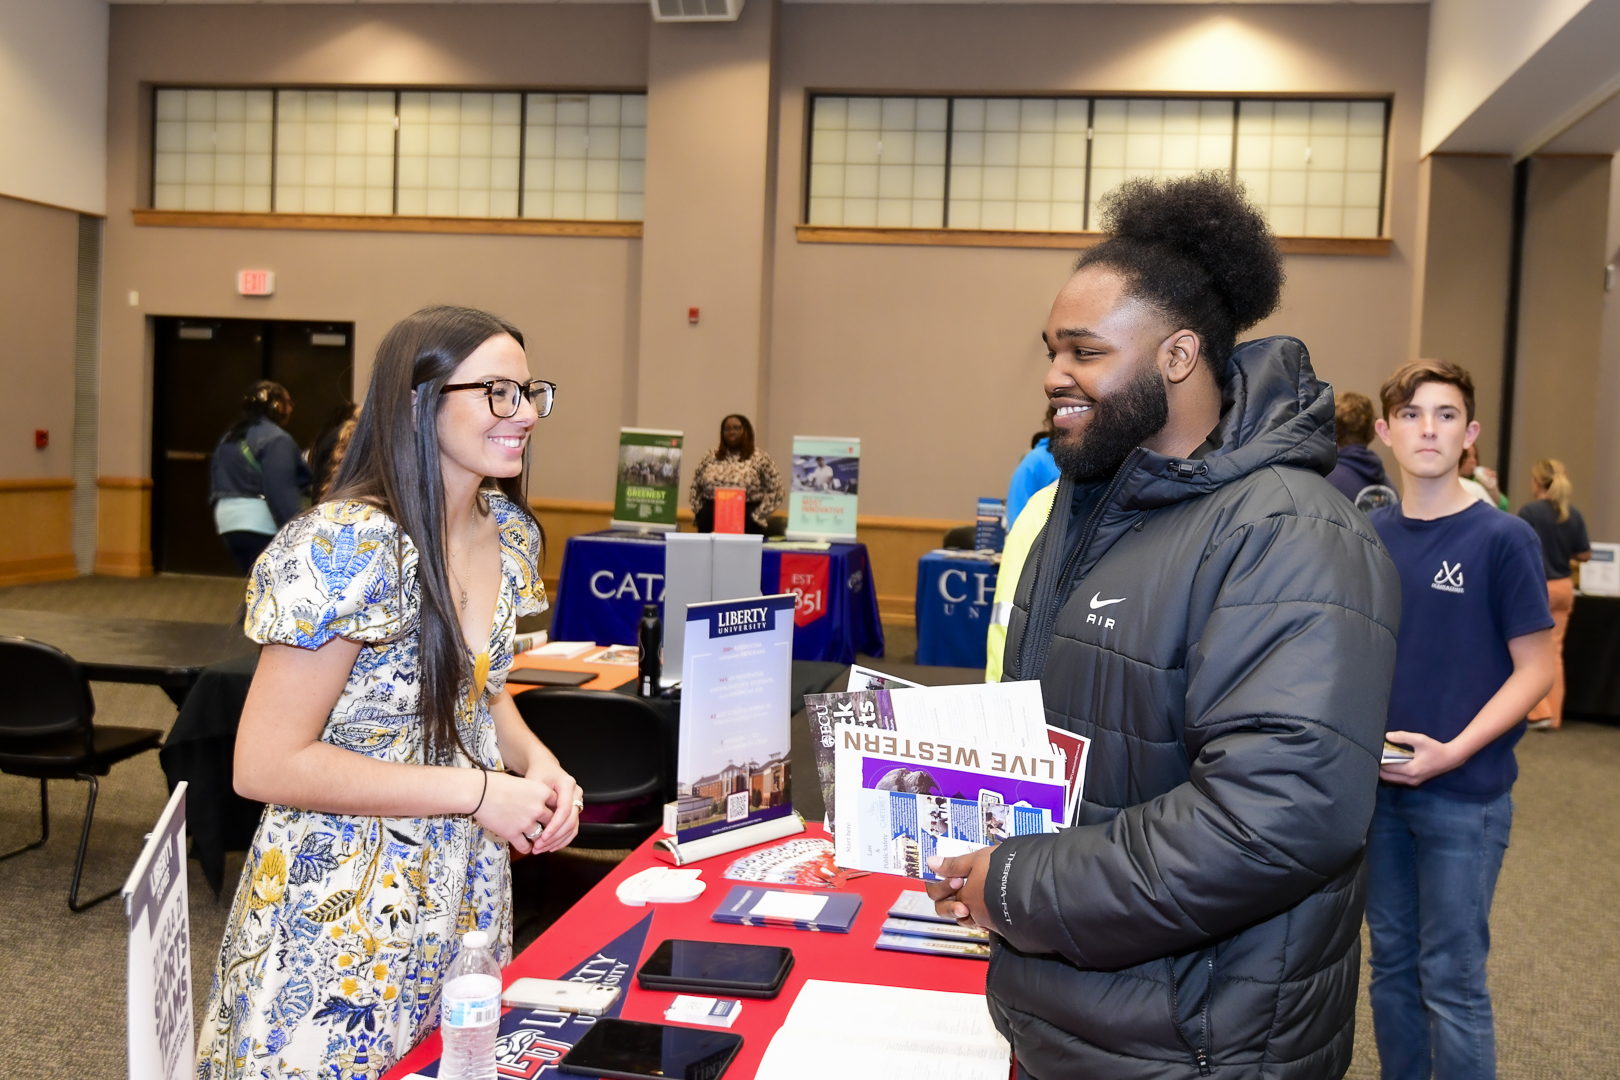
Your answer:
[198,495,546,1080]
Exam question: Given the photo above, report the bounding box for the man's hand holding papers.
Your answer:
[924,849,994,930]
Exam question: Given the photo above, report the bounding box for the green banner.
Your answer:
[612,428,684,530]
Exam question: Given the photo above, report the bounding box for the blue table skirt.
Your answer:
[549,531,884,665]
[915,551,998,668]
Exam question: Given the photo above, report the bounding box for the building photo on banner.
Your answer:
[8,2,1620,1080]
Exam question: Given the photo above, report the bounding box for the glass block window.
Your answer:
[950,97,1089,232]
[804,94,1389,239]
[1236,100,1387,239]
[523,93,648,222]
[806,96,948,228]
[274,90,396,215]
[1088,99,1235,226]
[152,86,647,222]
[152,89,273,212]
[397,92,522,218]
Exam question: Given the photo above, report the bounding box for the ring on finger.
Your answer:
[523,823,543,842]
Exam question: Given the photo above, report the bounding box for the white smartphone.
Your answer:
[502,978,622,1016]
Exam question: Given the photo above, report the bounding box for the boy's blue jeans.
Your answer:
[1366,783,1512,1080]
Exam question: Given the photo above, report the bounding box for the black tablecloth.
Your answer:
[1565,594,1620,720]
[162,655,850,895]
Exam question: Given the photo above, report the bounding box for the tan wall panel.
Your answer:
[95,477,153,577]
[0,479,78,586]
[1511,155,1610,510]
[0,195,79,480]
[1415,154,1514,472]
[1591,154,1620,542]
[102,4,652,569]
[768,3,1429,519]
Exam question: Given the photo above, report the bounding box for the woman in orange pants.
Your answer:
[1517,459,1591,728]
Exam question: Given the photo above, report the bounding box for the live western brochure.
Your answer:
[805,681,1091,883]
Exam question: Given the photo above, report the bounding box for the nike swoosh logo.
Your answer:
[1089,593,1126,609]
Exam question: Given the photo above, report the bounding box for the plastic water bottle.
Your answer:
[439,930,502,1080]
[638,603,662,697]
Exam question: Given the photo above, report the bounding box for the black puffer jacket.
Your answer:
[992,337,1400,1080]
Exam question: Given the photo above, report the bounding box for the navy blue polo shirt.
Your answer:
[1369,499,1553,800]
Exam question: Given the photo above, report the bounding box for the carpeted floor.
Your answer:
[0,575,1615,1079]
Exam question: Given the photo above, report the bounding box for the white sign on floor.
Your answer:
[124,782,193,1080]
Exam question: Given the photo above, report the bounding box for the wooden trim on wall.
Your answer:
[97,476,154,490]
[796,224,1391,256]
[0,554,78,588]
[0,477,76,493]
[132,209,643,238]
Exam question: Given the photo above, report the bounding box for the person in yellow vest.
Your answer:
[985,479,1059,681]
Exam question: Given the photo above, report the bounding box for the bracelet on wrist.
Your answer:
[469,767,489,817]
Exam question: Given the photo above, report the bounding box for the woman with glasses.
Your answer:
[197,307,576,1080]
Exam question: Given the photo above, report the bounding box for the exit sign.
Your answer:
[237,269,275,296]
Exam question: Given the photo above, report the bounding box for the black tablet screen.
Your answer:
[639,940,790,989]
[559,1018,741,1080]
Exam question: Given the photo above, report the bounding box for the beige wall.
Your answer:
[1509,154,1610,510]
[1591,152,1620,542]
[101,3,651,517]
[0,193,80,583]
[766,3,1429,520]
[0,0,107,214]
[1414,154,1514,472]
[102,2,1434,573]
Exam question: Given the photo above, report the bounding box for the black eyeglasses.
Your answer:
[439,378,555,419]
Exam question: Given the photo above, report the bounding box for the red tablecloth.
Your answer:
[384,824,991,1080]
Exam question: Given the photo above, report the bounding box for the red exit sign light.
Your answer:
[237,269,275,296]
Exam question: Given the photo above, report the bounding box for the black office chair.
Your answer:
[942,525,977,550]
[0,636,163,911]
[512,688,669,849]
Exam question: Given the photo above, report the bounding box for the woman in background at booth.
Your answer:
[1520,458,1591,729]
[689,413,783,533]
[197,306,582,1080]
[209,380,312,573]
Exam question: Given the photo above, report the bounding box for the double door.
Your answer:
[152,317,354,575]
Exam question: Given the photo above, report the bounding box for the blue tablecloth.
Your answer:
[915,552,998,668]
[550,531,884,664]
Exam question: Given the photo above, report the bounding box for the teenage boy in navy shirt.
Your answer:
[1366,358,1554,1080]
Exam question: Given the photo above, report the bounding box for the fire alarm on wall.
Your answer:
[35,429,48,449]
[688,307,700,324]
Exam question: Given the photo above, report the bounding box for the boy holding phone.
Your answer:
[1366,359,1554,1080]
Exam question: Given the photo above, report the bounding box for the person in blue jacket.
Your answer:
[209,380,312,572]
[1005,406,1060,528]
[1326,390,1390,504]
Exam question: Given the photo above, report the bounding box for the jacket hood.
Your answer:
[1119,335,1336,511]
[1332,443,1386,485]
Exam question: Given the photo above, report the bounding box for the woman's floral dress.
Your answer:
[196,494,546,1080]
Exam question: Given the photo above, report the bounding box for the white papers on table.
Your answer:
[530,640,596,659]
[749,891,829,921]
[755,980,1009,1080]
[846,664,923,693]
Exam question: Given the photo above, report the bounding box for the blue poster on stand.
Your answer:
[676,594,797,845]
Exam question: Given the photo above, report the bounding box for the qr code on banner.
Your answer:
[726,792,750,823]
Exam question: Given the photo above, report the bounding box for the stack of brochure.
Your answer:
[875,890,991,960]
[804,668,1090,883]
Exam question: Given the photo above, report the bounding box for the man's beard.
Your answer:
[1049,361,1170,482]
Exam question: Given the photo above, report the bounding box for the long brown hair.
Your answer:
[715,414,756,460]
[328,306,541,766]
[1532,458,1573,523]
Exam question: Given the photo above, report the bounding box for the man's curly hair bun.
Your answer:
[1075,171,1284,377]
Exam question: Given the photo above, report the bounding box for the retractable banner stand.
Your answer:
[611,428,684,532]
[657,594,804,865]
[125,782,193,1080]
[787,437,860,541]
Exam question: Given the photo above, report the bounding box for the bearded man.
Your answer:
[927,175,1401,1079]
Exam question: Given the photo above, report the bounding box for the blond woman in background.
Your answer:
[1518,458,1591,728]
